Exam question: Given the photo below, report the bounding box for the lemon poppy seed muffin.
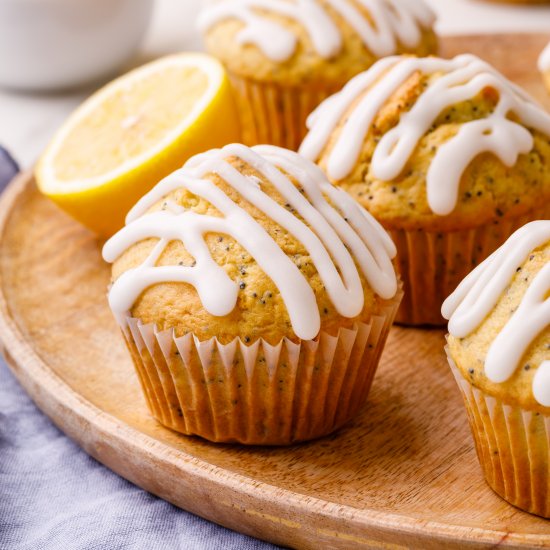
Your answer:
[198,0,437,150]
[539,42,550,93]
[300,53,550,325]
[103,144,402,445]
[443,221,550,517]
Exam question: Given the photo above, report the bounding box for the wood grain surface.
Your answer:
[1,34,549,549]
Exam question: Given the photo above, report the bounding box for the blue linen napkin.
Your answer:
[0,146,19,189]
[0,147,281,550]
[0,361,280,550]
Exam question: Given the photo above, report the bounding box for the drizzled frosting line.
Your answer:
[299,54,550,216]
[538,42,550,72]
[103,144,397,341]
[442,220,550,407]
[533,361,550,407]
[484,261,550,383]
[198,0,435,62]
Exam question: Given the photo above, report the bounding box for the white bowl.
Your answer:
[0,0,154,91]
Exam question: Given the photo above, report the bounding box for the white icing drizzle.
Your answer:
[299,54,550,216]
[538,41,550,72]
[103,144,397,341]
[197,0,435,62]
[442,221,550,407]
[533,361,550,407]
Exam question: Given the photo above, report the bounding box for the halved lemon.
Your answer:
[36,53,240,237]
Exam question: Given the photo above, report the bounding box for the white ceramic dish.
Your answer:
[0,0,154,91]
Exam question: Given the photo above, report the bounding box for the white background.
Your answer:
[1,0,549,167]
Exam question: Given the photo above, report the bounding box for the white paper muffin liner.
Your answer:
[228,73,339,151]
[389,204,550,326]
[447,347,550,518]
[119,291,402,446]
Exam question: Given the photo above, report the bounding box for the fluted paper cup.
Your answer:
[119,290,402,446]
[228,73,339,151]
[389,205,550,326]
[447,347,550,518]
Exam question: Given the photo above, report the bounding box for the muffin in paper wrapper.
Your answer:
[228,73,339,151]
[389,204,550,326]
[120,290,402,446]
[447,347,550,518]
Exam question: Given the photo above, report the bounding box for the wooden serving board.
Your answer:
[1,34,550,549]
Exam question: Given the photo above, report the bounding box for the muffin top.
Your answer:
[102,144,398,344]
[299,54,550,231]
[443,221,550,411]
[539,42,550,72]
[198,0,437,86]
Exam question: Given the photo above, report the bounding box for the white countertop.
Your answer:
[1,0,549,168]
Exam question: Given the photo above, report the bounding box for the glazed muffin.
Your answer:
[103,144,402,445]
[443,221,550,517]
[197,0,437,150]
[300,53,550,325]
[539,42,550,93]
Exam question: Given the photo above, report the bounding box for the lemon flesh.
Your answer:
[36,53,240,237]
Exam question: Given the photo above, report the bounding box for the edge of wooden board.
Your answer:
[2,32,550,548]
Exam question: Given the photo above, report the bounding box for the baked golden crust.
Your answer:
[447,241,550,412]
[316,71,550,232]
[111,157,390,344]
[202,1,437,87]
